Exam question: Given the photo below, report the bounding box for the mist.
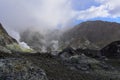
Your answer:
[0,0,76,34]
[0,0,79,51]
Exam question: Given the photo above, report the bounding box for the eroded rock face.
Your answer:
[0,58,48,80]
[101,41,120,58]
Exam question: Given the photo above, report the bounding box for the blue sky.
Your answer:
[0,0,120,32]
[72,0,101,10]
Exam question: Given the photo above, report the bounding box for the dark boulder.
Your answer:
[58,47,78,60]
[101,41,120,58]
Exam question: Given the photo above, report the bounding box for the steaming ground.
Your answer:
[6,29,31,49]
[20,28,63,52]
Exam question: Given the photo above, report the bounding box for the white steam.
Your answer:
[19,42,31,49]
[0,0,76,34]
[7,29,30,49]
[41,46,47,53]
[51,40,59,51]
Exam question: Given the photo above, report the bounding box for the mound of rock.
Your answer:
[0,58,48,80]
[101,41,120,58]
[58,47,113,72]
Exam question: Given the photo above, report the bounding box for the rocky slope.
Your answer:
[0,23,19,53]
[0,23,34,53]
[60,20,120,49]
[0,23,48,80]
[0,23,17,46]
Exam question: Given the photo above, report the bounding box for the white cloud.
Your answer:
[76,5,110,20]
[77,0,120,20]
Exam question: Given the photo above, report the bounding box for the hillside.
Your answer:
[60,20,120,49]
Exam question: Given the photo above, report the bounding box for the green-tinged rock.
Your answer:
[0,46,11,54]
[6,43,35,53]
[6,43,22,52]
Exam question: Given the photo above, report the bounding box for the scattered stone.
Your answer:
[0,58,48,80]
